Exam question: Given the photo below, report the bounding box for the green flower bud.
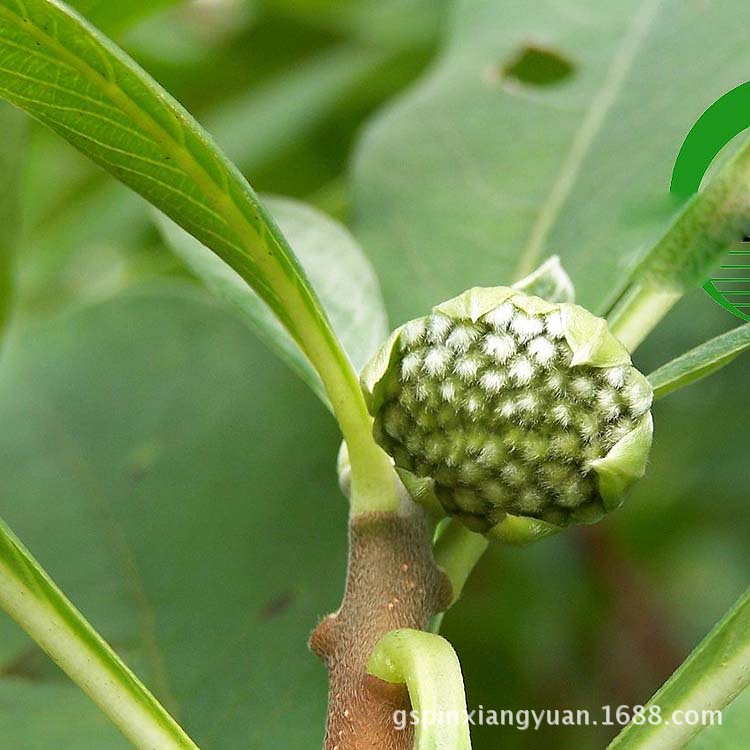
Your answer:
[361,287,653,544]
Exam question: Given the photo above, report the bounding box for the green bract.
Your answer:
[361,287,653,544]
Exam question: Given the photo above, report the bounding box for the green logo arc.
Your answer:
[671,81,750,322]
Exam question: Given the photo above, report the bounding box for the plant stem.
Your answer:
[0,520,198,750]
[310,500,452,750]
[608,285,681,352]
[433,520,488,608]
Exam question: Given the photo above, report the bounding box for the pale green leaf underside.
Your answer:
[353,0,750,325]
[368,629,472,750]
[156,196,389,409]
[0,288,344,748]
[648,322,750,399]
[0,0,342,377]
[608,588,749,750]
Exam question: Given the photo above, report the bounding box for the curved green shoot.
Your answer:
[0,519,200,750]
[608,588,749,750]
[368,628,472,750]
[0,0,395,513]
[648,322,750,399]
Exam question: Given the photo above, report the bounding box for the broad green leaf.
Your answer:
[0,102,25,337]
[352,0,750,325]
[155,195,389,408]
[0,0,393,510]
[648,322,750,399]
[0,286,345,748]
[608,588,749,750]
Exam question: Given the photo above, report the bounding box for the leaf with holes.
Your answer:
[352,0,750,323]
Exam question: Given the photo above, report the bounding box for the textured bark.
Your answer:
[310,502,452,750]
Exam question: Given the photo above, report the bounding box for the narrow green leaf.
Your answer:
[648,323,750,399]
[0,518,199,750]
[0,0,395,510]
[0,102,25,338]
[607,588,750,750]
[155,195,389,408]
[368,629,472,750]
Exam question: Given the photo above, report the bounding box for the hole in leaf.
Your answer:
[502,44,576,87]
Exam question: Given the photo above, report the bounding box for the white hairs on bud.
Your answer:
[596,388,621,421]
[518,488,544,513]
[464,392,485,416]
[426,313,453,344]
[602,365,627,389]
[454,354,482,381]
[399,319,426,349]
[446,324,479,352]
[439,379,458,403]
[545,370,566,395]
[516,392,539,417]
[424,435,445,462]
[509,356,535,385]
[423,346,452,377]
[623,378,653,417]
[480,480,509,504]
[414,381,431,402]
[510,312,544,341]
[482,333,517,362]
[551,403,572,427]
[501,461,526,487]
[570,375,594,400]
[400,351,422,381]
[607,419,634,446]
[459,461,484,483]
[577,412,599,441]
[496,396,518,420]
[556,481,586,508]
[479,368,507,394]
[551,432,579,460]
[483,302,515,329]
[478,438,505,467]
[527,336,557,367]
[545,310,565,339]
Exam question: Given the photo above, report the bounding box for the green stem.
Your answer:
[368,629,472,750]
[433,520,488,607]
[0,519,199,750]
[608,285,681,352]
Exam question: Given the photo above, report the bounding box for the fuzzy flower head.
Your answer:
[361,286,653,544]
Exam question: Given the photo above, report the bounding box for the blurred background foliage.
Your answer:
[1,1,748,749]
